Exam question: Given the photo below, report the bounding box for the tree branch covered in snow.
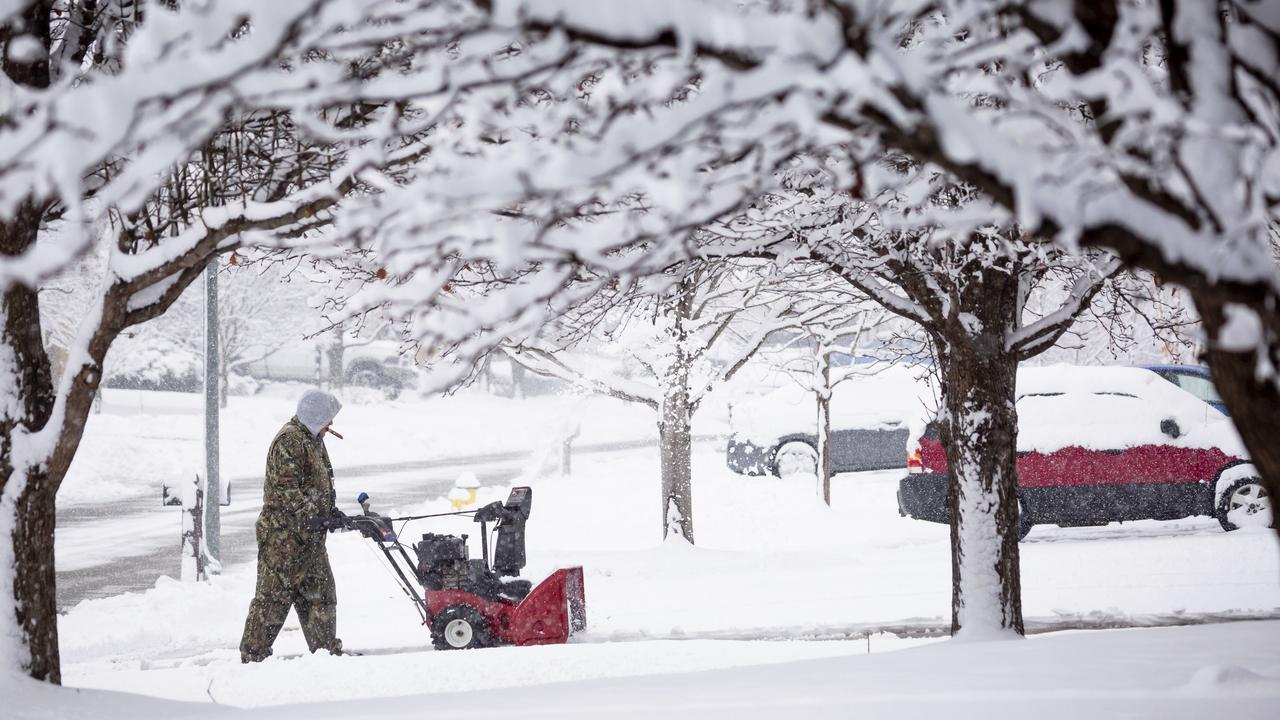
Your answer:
[502,258,829,412]
[290,2,1275,378]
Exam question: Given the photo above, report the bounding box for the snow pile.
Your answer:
[1182,664,1280,697]
[60,574,252,664]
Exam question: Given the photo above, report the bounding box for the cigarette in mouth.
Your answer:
[328,428,344,440]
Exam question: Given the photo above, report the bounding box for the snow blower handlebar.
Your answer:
[342,487,533,594]
[340,499,428,622]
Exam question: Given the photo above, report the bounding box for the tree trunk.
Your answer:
[817,347,832,505]
[219,363,230,408]
[0,203,59,682]
[1193,291,1280,542]
[938,347,1023,637]
[933,264,1025,638]
[658,412,694,543]
[326,328,345,390]
[510,359,527,399]
[4,469,58,683]
[658,274,697,543]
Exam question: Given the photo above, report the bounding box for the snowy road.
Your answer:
[56,459,515,609]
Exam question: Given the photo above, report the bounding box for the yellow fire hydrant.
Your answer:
[448,471,481,510]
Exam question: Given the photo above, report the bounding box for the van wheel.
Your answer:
[772,441,818,481]
[347,358,389,388]
[1217,476,1273,531]
[1017,497,1033,541]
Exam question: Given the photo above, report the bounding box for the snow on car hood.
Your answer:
[730,365,936,445]
[1016,365,1246,456]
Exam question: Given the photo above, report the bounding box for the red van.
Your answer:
[897,366,1270,539]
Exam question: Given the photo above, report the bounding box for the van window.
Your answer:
[1177,374,1223,405]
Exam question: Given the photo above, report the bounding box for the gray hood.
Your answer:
[297,389,342,437]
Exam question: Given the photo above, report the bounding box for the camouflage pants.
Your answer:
[240,527,342,662]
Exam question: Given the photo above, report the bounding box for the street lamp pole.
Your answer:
[204,256,221,566]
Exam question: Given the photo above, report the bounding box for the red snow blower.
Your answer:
[343,486,586,650]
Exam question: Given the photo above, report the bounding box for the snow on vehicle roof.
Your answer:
[1015,365,1244,456]
[1020,365,1183,398]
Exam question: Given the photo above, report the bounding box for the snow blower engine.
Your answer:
[344,486,586,650]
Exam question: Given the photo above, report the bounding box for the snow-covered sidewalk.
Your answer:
[16,621,1280,718]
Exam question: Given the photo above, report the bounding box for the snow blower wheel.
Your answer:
[432,605,491,650]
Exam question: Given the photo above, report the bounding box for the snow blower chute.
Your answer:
[343,486,586,650]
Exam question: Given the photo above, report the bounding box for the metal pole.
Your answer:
[818,345,832,505]
[203,256,221,567]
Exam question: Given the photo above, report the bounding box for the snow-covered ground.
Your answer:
[29,386,1280,717]
[52,427,1280,715]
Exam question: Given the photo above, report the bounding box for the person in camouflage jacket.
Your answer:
[240,389,346,663]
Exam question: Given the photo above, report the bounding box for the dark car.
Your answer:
[898,366,1269,539]
[727,427,913,478]
[726,366,932,479]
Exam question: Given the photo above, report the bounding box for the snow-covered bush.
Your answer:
[102,336,201,393]
[226,372,262,398]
